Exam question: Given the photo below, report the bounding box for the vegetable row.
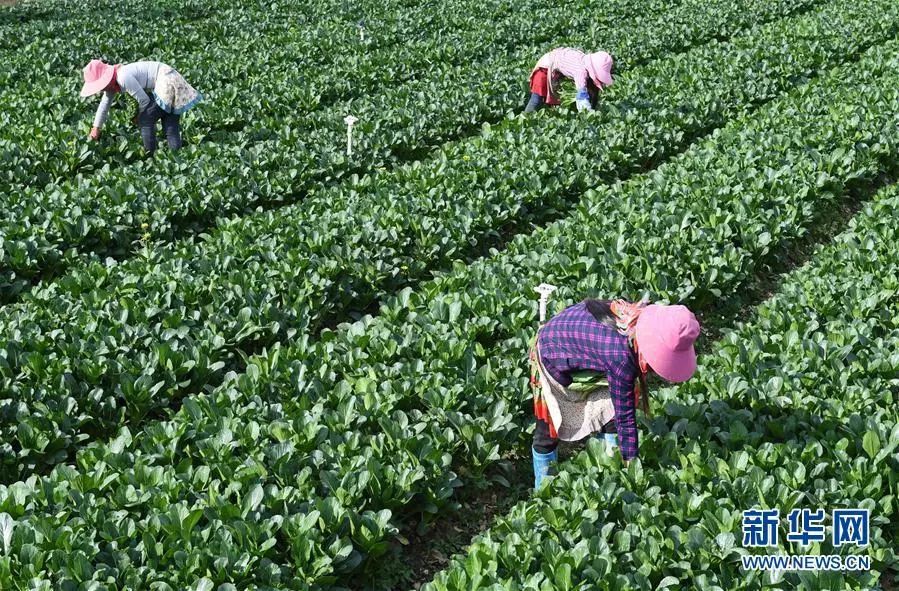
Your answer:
[0,0,816,292]
[1,28,898,590]
[423,182,899,591]
[0,0,439,83]
[0,0,891,479]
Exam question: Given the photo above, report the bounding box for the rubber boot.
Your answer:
[593,432,619,455]
[532,447,557,489]
[603,433,618,448]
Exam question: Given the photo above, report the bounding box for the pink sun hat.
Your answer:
[635,304,700,383]
[80,60,116,97]
[584,51,614,89]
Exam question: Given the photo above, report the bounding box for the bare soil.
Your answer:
[364,438,603,590]
[354,454,533,591]
[0,0,16,6]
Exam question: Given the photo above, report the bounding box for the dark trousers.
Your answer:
[524,92,544,113]
[533,418,617,454]
[138,103,182,154]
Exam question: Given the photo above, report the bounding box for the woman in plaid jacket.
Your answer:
[530,299,701,488]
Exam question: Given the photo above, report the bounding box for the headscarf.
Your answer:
[610,299,651,414]
[109,64,122,93]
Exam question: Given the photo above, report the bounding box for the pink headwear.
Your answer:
[584,51,614,89]
[634,304,700,383]
[80,60,117,97]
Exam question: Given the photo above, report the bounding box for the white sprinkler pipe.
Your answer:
[534,283,558,325]
[344,115,358,157]
[358,22,365,41]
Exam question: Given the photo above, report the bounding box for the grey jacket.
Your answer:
[92,61,164,128]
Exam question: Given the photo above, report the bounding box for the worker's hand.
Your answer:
[88,127,101,141]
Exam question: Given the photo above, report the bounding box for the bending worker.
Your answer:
[80,59,202,154]
[525,48,614,113]
[529,299,701,488]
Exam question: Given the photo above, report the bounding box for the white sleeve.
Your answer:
[119,69,153,111]
[92,90,115,129]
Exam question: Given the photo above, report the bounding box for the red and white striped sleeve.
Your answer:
[550,48,590,90]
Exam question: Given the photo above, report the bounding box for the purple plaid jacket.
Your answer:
[537,301,640,460]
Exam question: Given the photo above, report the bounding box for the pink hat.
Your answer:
[584,51,614,88]
[635,304,700,383]
[80,60,116,97]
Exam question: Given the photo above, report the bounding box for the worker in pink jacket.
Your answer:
[525,48,614,113]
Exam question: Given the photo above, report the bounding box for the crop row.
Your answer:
[0,0,406,111]
[2,0,560,125]
[0,0,892,479]
[183,0,800,130]
[0,0,432,83]
[1,29,898,591]
[3,2,698,264]
[0,0,546,191]
[0,0,819,294]
[422,182,899,591]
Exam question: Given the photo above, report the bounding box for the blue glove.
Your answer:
[575,88,592,112]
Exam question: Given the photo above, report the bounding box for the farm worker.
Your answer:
[529,300,700,488]
[80,60,202,154]
[525,48,614,113]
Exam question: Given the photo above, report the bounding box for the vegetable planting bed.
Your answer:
[0,0,896,588]
[3,0,898,483]
[0,0,821,297]
[424,181,899,591]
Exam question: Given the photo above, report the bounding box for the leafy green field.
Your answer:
[0,0,896,588]
[423,182,899,590]
[0,0,821,299]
